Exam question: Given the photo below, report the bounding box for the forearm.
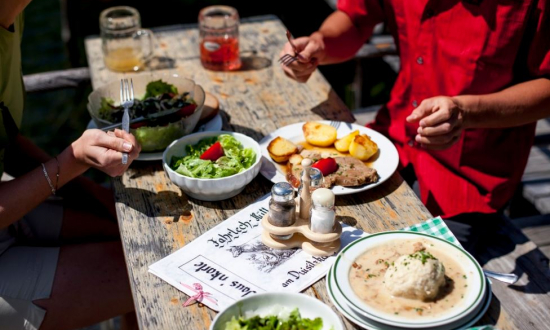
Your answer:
[314,11,374,65]
[455,78,550,129]
[0,146,88,228]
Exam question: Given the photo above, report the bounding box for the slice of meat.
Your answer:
[287,150,378,188]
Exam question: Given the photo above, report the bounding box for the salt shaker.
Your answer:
[299,159,313,220]
[268,182,296,240]
[310,188,336,234]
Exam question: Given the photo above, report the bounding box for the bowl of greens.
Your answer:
[210,292,344,330]
[163,131,262,201]
[87,73,205,152]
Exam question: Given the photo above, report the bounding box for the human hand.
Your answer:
[406,96,466,150]
[279,34,324,83]
[71,129,141,177]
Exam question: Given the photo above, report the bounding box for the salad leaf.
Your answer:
[143,79,178,99]
[133,122,183,152]
[170,134,256,179]
[98,97,118,122]
[223,308,324,330]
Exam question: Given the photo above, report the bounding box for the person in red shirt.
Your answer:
[280,0,550,253]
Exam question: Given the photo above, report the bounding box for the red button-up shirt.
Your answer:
[338,0,550,218]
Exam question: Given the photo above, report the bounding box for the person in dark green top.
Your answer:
[1,1,141,329]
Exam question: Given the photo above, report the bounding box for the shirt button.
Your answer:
[412,100,418,107]
[416,57,424,65]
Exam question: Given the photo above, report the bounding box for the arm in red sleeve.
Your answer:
[313,0,385,64]
[527,0,550,78]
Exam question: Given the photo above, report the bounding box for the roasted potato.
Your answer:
[302,122,337,147]
[349,135,378,161]
[288,153,304,165]
[334,130,360,152]
[267,136,299,163]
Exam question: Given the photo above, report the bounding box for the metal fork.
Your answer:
[278,30,299,66]
[329,120,341,130]
[120,78,134,164]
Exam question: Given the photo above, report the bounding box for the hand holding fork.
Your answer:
[278,30,323,83]
[120,78,134,164]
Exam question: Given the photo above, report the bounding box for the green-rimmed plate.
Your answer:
[326,266,492,330]
[331,231,486,328]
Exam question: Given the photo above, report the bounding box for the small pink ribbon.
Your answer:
[181,283,217,307]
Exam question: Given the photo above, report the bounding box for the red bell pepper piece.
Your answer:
[200,141,224,161]
[312,158,338,176]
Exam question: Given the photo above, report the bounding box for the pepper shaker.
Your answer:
[299,159,313,220]
[298,167,324,196]
[310,188,336,234]
[268,182,296,240]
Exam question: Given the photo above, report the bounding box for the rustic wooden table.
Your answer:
[84,15,542,330]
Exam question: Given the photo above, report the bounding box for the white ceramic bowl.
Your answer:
[331,231,486,329]
[163,131,262,201]
[87,73,205,152]
[210,292,344,330]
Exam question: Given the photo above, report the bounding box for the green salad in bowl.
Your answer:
[88,75,205,152]
[224,307,324,330]
[163,131,262,201]
[170,134,256,179]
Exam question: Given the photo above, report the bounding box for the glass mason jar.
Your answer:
[198,6,242,71]
[100,6,154,72]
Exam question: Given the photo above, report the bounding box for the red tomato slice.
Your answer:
[312,158,338,176]
[177,104,197,118]
[130,121,149,129]
[200,141,224,161]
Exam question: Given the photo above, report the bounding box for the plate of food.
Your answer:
[88,75,205,152]
[259,121,399,195]
[210,292,344,330]
[326,262,492,330]
[331,231,486,328]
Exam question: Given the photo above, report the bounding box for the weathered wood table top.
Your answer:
[84,15,544,330]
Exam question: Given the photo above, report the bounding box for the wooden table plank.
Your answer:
[85,15,524,330]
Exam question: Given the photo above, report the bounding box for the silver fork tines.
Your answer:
[278,54,298,66]
[329,121,341,130]
[278,29,299,67]
[120,78,134,165]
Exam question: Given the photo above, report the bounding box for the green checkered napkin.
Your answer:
[400,216,459,246]
[401,217,496,330]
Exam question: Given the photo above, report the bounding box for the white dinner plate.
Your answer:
[258,121,399,195]
[331,232,486,328]
[87,113,223,161]
[326,266,492,330]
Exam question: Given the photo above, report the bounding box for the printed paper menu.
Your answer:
[148,194,366,311]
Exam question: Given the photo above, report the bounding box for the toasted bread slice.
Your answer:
[267,136,299,163]
[302,122,337,147]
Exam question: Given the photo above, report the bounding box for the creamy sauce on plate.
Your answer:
[348,238,470,319]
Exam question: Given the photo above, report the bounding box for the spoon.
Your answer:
[483,270,519,284]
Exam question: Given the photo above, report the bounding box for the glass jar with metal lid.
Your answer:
[297,167,324,198]
[268,182,296,240]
